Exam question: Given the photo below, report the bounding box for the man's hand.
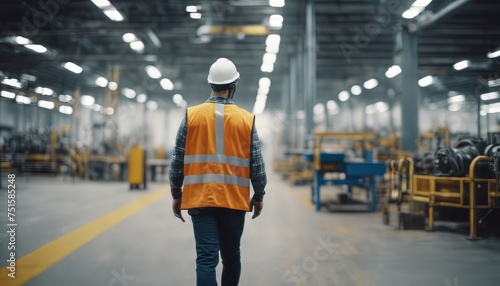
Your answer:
[172,198,185,222]
[250,199,263,219]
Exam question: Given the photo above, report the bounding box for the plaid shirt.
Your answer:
[169,96,267,202]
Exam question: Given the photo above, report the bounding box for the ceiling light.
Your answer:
[447,95,465,104]
[34,87,54,96]
[363,78,378,89]
[258,86,270,95]
[38,100,55,110]
[453,60,470,71]
[122,88,136,99]
[108,81,118,91]
[1,78,23,88]
[92,104,103,112]
[351,85,362,95]
[145,65,162,79]
[338,90,350,102]
[253,100,266,115]
[259,77,271,88]
[105,107,114,115]
[173,94,183,104]
[488,79,500,87]
[59,105,73,115]
[146,101,158,110]
[412,0,432,7]
[375,101,389,112]
[365,104,376,114]
[256,94,267,102]
[487,49,500,59]
[122,33,137,43]
[365,102,389,114]
[385,65,402,78]
[186,6,197,13]
[80,95,95,106]
[160,78,174,90]
[130,40,144,52]
[1,91,16,99]
[16,95,32,104]
[190,13,202,19]
[266,34,281,48]
[481,92,500,101]
[25,44,47,53]
[14,36,31,45]
[59,94,73,103]
[418,75,434,87]
[270,0,285,7]
[269,14,283,29]
[261,64,274,73]
[146,29,162,48]
[64,62,83,74]
[103,9,124,21]
[96,76,108,87]
[91,0,111,8]
[326,100,339,114]
[480,109,488,116]
[326,100,338,110]
[489,103,500,114]
[266,45,279,54]
[448,103,461,112]
[137,93,147,103]
[402,7,423,19]
[313,103,325,115]
[263,53,277,65]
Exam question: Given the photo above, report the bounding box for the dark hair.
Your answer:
[210,81,238,91]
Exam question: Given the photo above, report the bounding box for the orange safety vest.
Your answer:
[181,102,255,211]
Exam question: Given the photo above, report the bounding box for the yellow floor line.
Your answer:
[333,223,352,235]
[286,187,314,210]
[340,260,364,286]
[0,188,168,286]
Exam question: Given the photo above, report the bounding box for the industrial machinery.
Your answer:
[306,132,386,212]
[434,137,487,177]
[382,156,426,230]
[128,145,146,190]
[1,128,76,174]
[408,136,500,239]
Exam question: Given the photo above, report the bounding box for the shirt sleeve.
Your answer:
[169,115,187,199]
[250,123,267,202]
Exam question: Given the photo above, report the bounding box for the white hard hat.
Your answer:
[207,58,240,85]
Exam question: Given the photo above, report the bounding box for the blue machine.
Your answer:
[305,133,387,212]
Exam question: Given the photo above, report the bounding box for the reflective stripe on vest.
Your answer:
[181,102,254,211]
[184,174,249,187]
[184,154,250,167]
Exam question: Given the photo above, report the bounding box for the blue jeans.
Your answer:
[189,207,246,286]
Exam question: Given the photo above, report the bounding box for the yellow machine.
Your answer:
[128,146,146,190]
[401,155,500,240]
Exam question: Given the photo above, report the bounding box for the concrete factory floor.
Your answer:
[0,172,499,286]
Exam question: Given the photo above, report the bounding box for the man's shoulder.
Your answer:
[230,104,253,117]
[188,102,211,111]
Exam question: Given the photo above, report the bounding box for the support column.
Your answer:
[281,72,290,147]
[289,53,298,148]
[297,42,305,149]
[400,27,419,152]
[304,0,317,141]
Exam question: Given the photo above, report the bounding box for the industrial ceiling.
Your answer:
[0,0,499,113]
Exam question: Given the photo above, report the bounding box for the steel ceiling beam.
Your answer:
[411,0,470,32]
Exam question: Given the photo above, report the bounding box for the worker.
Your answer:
[169,57,267,286]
